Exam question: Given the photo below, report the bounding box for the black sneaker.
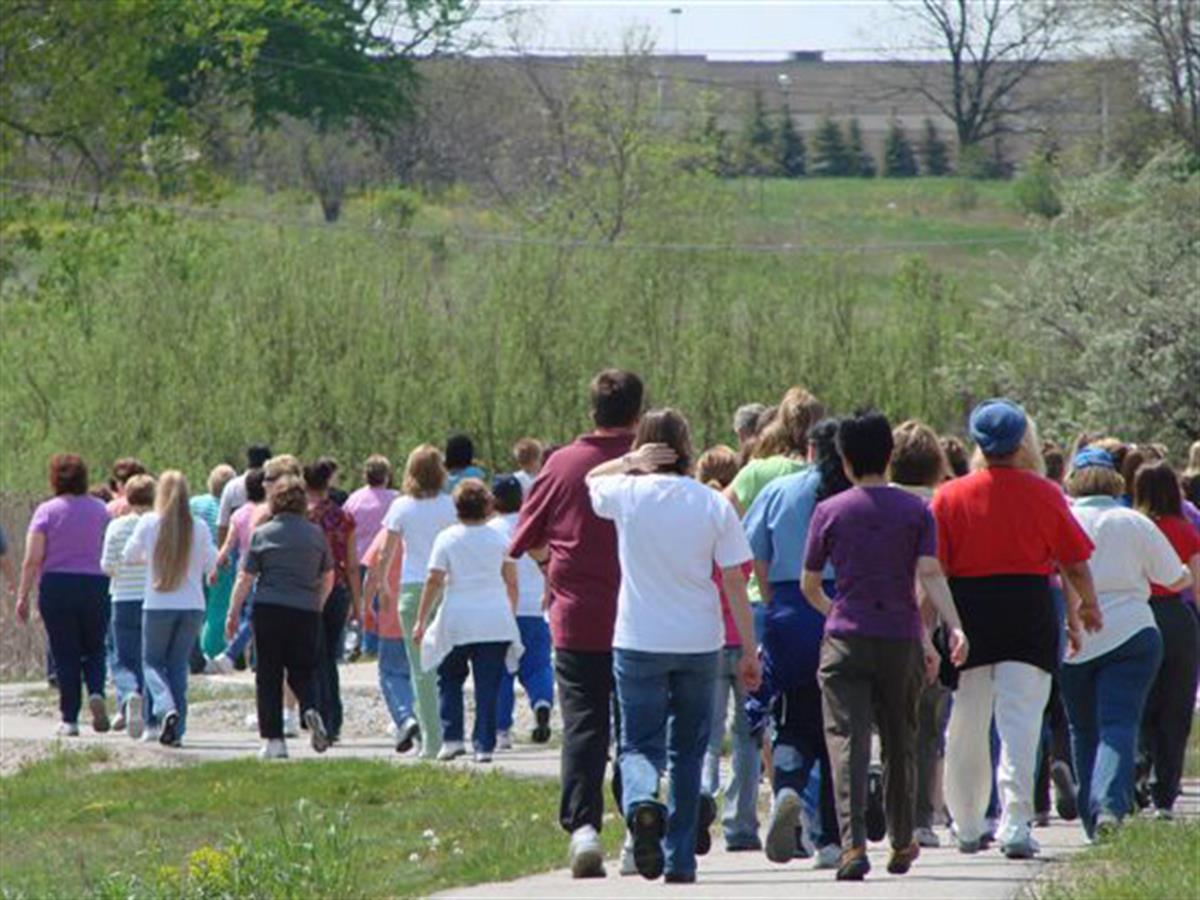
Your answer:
[629,802,666,880]
[696,794,716,856]
[395,717,420,754]
[794,825,812,859]
[664,872,696,884]
[159,711,180,747]
[866,766,886,842]
[532,705,552,744]
[304,709,331,753]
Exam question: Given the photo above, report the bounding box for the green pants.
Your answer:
[400,583,442,758]
[201,562,235,658]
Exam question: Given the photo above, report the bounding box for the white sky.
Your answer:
[466,1,937,59]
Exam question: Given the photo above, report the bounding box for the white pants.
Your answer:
[945,662,1051,843]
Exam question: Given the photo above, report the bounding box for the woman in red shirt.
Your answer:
[1134,461,1200,818]
[931,399,1101,860]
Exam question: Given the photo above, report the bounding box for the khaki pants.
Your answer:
[819,634,923,850]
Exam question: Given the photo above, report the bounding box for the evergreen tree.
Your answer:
[775,106,806,177]
[883,119,919,177]
[810,116,851,177]
[738,89,778,176]
[920,118,951,176]
[845,118,876,177]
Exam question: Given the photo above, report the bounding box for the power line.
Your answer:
[1,178,1038,256]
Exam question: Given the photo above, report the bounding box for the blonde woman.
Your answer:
[364,445,456,758]
[123,471,217,746]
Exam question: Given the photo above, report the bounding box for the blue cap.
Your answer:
[491,474,523,508]
[968,399,1028,458]
[1072,447,1116,471]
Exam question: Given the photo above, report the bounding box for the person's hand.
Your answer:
[15,595,30,624]
[736,653,762,692]
[1079,603,1103,633]
[623,443,678,474]
[225,612,239,641]
[411,621,426,645]
[1066,623,1083,659]
[948,627,969,667]
[922,637,940,685]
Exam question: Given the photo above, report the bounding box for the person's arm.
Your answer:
[753,560,773,606]
[411,569,446,645]
[915,556,969,666]
[363,530,399,608]
[800,569,833,617]
[502,560,519,614]
[1061,560,1103,632]
[1185,553,1199,603]
[344,524,361,622]
[15,532,45,623]
[318,569,335,609]
[720,564,762,691]
[586,443,678,481]
[214,522,238,572]
[722,485,745,518]
[226,569,255,639]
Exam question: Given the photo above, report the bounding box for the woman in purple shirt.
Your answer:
[16,454,113,736]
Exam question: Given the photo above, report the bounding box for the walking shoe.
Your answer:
[259,738,288,760]
[395,717,420,754]
[835,846,870,881]
[474,750,493,763]
[1001,832,1038,859]
[664,872,696,884]
[56,721,80,737]
[696,794,716,856]
[1051,760,1079,821]
[88,694,110,733]
[304,710,330,753]
[794,825,812,859]
[495,730,513,751]
[532,704,552,744]
[957,837,981,854]
[725,835,763,852]
[112,709,126,732]
[765,788,801,864]
[208,653,235,675]
[568,825,606,879]
[1094,813,1119,842]
[283,711,300,738]
[436,741,467,762]
[865,765,886,842]
[140,727,160,743]
[159,711,180,747]
[125,696,144,741]
[1034,810,1051,827]
[619,834,638,876]
[914,826,940,848]
[814,844,841,870]
[886,842,920,875]
[628,802,666,880]
[1153,808,1174,821]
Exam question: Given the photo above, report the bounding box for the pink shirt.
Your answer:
[344,486,398,565]
[230,502,262,559]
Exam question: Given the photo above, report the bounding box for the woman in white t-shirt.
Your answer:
[412,479,520,764]
[587,409,761,885]
[367,445,458,759]
[1063,448,1191,838]
[123,471,217,747]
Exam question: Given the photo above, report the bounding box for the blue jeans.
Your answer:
[38,573,110,725]
[497,616,554,732]
[378,637,415,726]
[1061,627,1163,836]
[437,642,510,752]
[224,588,255,661]
[142,609,204,736]
[111,601,144,709]
[615,648,719,879]
[701,646,760,845]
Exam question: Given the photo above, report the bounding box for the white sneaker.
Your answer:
[112,710,126,732]
[140,727,161,743]
[125,696,144,740]
[765,788,801,864]
[244,712,259,730]
[914,825,940,848]
[568,825,605,879]
[283,711,300,738]
[814,843,841,870]
[387,721,401,739]
[56,721,80,737]
[474,750,493,763]
[436,740,466,762]
[619,834,637,876]
[210,654,235,675]
[259,738,289,760]
[495,730,513,751]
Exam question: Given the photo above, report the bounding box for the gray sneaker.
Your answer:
[125,696,144,740]
[765,788,801,864]
[619,834,638,876]
[568,826,606,879]
[914,826,940,848]
[88,694,110,733]
[1001,833,1038,859]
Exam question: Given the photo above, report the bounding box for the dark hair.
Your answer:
[590,369,644,429]
[445,434,475,471]
[837,410,894,479]
[303,460,336,492]
[1134,461,1183,519]
[124,474,156,508]
[633,408,692,475]
[363,454,392,488]
[1121,446,1161,495]
[49,453,89,496]
[810,419,851,501]
[1042,441,1066,484]
[244,468,266,504]
[453,478,492,521]
[247,444,272,469]
[108,457,147,491]
[492,476,524,514]
[940,436,969,478]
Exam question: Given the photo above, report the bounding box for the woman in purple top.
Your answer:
[16,454,113,736]
[801,412,967,882]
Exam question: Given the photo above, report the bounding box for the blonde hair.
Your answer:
[1065,466,1125,498]
[263,454,302,482]
[1186,440,1200,475]
[697,445,740,490]
[124,474,156,509]
[153,470,194,593]
[403,444,447,498]
[269,474,308,515]
[973,416,1045,476]
[752,386,823,460]
[207,463,236,498]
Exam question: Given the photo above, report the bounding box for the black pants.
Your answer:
[38,573,110,724]
[313,584,350,738]
[252,603,320,740]
[1140,597,1199,811]
[1035,674,1073,815]
[556,649,623,833]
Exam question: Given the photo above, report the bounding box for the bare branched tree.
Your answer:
[897,0,1072,150]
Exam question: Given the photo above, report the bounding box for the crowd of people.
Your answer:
[5,368,1199,884]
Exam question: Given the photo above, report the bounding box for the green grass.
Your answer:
[0,750,624,899]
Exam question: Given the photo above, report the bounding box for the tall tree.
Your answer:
[775,107,806,177]
[883,120,920,176]
[845,118,877,177]
[920,118,952,175]
[810,116,852,176]
[739,89,778,176]
[897,0,1071,152]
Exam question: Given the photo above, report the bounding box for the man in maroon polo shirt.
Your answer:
[509,369,643,878]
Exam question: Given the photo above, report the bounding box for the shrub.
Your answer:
[920,119,951,176]
[810,116,851,176]
[883,121,919,177]
[1014,157,1063,218]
